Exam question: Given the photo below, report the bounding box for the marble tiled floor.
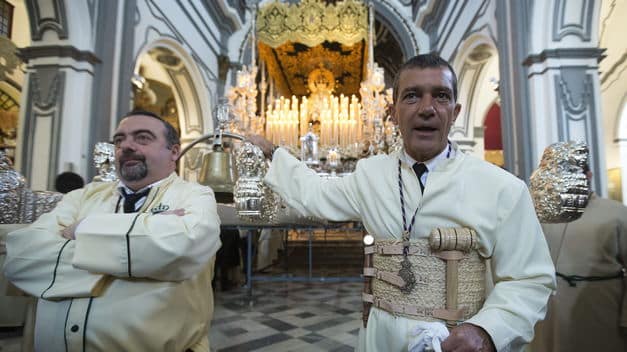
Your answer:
[0,281,363,352]
[210,281,363,351]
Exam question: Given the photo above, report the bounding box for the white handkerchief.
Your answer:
[408,321,450,352]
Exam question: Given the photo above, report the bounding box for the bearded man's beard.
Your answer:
[119,153,148,181]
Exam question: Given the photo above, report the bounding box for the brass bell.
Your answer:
[198,145,238,202]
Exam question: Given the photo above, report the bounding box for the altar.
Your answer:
[217,204,364,299]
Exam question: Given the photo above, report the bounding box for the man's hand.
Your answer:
[441,323,496,352]
[61,220,82,240]
[159,208,185,216]
[247,134,275,159]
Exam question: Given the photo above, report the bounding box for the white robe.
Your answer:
[265,144,555,352]
[3,173,221,352]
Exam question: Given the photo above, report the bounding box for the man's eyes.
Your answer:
[135,133,152,143]
[435,92,451,102]
[402,92,418,102]
[402,90,451,103]
[112,133,153,146]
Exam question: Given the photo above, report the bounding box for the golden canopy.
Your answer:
[256,0,369,98]
[256,0,368,48]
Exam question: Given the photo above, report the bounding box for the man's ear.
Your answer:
[170,144,181,161]
[388,104,398,125]
[452,103,461,124]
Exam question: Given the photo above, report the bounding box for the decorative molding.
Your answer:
[452,61,485,138]
[19,45,101,65]
[523,48,605,66]
[552,0,594,42]
[420,0,448,49]
[167,67,203,134]
[433,0,469,57]
[554,71,602,192]
[178,0,228,53]
[558,80,588,117]
[138,3,220,80]
[598,0,617,44]
[226,0,247,23]
[376,0,420,56]
[143,0,222,58]
[31,73,62,111]
[201,0,240,34]
[25,0,69,41]
[600,50,627,88]
[554,72,590,143]
[454,25,497,66]
[21,70,65,188]
[412,0,429,20]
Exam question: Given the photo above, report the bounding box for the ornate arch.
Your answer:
[617,95,627,141]
[133,37,213,138]
[449,32,499,155]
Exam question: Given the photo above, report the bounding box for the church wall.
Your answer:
[598,0,627,201]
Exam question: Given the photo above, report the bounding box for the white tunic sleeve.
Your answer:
[4,190,107,299]
[466,180,556,351]
[264,148,362,221]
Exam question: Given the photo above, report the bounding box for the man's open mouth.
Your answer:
[121,158,144,166]
[414,126,437,132]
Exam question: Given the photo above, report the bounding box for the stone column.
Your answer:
[17,0,103,190]
[524,0,606,195]
[496,0,606,195]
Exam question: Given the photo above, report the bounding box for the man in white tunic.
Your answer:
[249,53,555,351]
[4,111,221,351]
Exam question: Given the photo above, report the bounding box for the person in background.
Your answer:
[531,165,627,352]
[4,110,221,352]
[54,171,85,194]
[249,52,555,351]
[214,226,241,291]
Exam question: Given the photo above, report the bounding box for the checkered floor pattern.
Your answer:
[210,282,363,351]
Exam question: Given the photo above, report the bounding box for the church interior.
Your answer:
[1,0,626,351]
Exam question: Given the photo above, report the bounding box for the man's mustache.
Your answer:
[118,153,146,165]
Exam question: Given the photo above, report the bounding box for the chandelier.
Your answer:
[226,0,397,171]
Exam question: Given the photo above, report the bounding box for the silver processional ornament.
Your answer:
[233,141,280,223]
[0,151,62,223]
[0,151,25,223]
[530,141,590,223]
[93,142,118,182]
[300,124,320,166]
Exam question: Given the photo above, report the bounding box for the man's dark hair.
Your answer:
[55,172,85,194]
[122,109,180,148]
[392,52,458,103]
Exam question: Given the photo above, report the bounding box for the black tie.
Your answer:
[121,188,150,213]
[412,163,428,194]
